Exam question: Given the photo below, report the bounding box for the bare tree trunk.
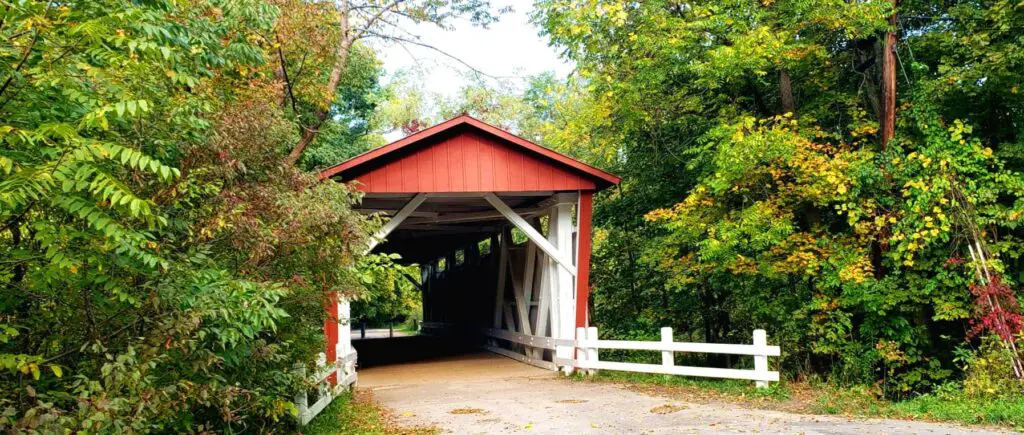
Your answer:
[779,70,795,115]
[285,0,352,166]
[879,0,898,150]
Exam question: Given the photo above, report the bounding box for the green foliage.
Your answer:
[0,0,378,431]
[298,45,388,171]
[530,0,1024,399]
[2,0,505,429]
[351,254,423,327]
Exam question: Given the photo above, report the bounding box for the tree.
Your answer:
[0,0,375,430]
[533,0,1024,395]
[278,0,507,165]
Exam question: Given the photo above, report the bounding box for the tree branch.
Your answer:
[365,31,505,80]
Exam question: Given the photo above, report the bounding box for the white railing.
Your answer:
[574,327,779,388]
[295,351,358,425]
[482,328,575,371]
[481,326,779,388]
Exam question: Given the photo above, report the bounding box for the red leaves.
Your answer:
[944,256,965,267]
[967,274,1024,342]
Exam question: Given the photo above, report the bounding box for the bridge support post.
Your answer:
[548,202,576,375]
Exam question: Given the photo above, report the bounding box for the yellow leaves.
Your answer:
[644,208,675,222]
[839,257,872,284]
[875,340,908,364]
[983,147,994,157]
[836,184,848,194]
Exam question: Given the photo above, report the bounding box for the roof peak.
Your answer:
[318,115,620,189]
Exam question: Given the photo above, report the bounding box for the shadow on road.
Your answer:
[352,334,478,369]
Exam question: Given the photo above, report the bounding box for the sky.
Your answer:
[374,3,574,99]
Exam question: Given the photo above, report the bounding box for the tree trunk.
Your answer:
[779,70,796,114]
[285,0,351,166]
[746,76,772,117]
[879,0,898,149]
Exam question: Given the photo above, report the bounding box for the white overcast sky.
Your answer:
[374,3,574,99]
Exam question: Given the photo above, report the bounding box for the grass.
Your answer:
[574,371,1024,430]
[892,394,1024,427]
[302,390,437,435]
[394,322,420,335]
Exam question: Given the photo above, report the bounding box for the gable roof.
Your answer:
[319,115,620,192]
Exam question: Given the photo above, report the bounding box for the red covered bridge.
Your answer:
[294,115,779,425]
[319,113,615,378]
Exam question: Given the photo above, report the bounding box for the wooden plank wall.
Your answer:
[349,131,597,193]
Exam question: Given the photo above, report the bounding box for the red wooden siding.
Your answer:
[576,191,593,328]
[345,130,598,193]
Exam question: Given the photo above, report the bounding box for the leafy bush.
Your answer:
[0,0,372,431]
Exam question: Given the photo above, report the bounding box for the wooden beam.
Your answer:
[392,224,501,233]
[576,191,593,328]
[519,242,536,336]
[483,193,576,277]
[357,209,439,218]
[533,192,578,210]
[401,273,422,291]
[493,228,510,329]
[366,193,427,253]
[548,202,577,374]
[399,207,547,225]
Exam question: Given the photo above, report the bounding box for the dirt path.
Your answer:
[358,351,1010,434]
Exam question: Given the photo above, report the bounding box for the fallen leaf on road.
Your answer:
[449,407,487,415]
[650,404,687,414]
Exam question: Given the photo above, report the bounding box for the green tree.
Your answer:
[533,0,1024,396]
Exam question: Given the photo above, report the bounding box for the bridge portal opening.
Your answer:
[320,115,619,375]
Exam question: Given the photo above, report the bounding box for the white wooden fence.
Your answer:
[484,327,780,388]
[296,298,357,426]
[294,351,358,425]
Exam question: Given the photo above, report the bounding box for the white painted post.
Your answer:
[294,364,309,423]
[338,297,354,388]
[586,326,599,376]
[754,329,769,388]
[549,203,576,375]
[534,250,551,345]
[661,327,674,369]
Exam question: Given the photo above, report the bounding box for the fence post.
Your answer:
[293,364,309,424]
[586,326,599,376]
[753,329,769,389]
[661,327,674,370]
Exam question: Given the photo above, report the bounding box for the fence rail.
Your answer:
[481,327,780,388]
[295,351,358,425]
[575,327,779,387]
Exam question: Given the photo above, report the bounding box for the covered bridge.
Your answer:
[321,114,619,375]
[296,116,779,425]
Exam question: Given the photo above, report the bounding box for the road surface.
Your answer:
[356,343,1008,434]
